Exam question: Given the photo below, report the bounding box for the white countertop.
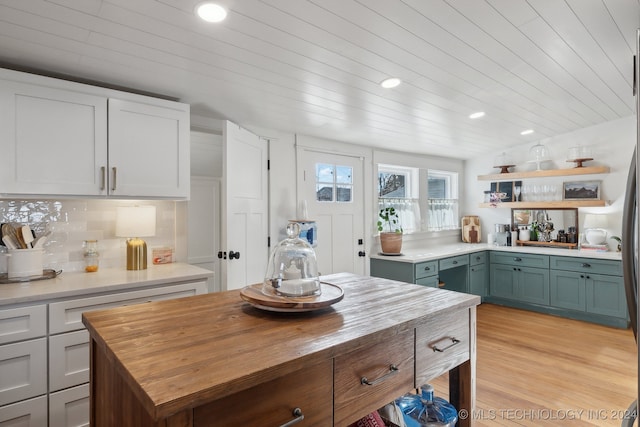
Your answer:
[369,243,623,264]
[0,263,214,307]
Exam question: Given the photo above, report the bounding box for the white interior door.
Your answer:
[222,121,268,290]
[297,149,365,276]
[188,176,221,292]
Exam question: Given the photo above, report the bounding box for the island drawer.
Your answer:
[415,260,438,279]
[470,251,487,266]
[439,254,469,271]
[490,252,549,269]
[194,359,333,426]
[0,304,46,345]
[550,256,622,275]
[415,308,470,387]
[334,329,414,426]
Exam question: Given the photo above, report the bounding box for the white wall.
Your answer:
[463,116,635,250]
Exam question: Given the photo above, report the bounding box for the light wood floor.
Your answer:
[432,303,637,426]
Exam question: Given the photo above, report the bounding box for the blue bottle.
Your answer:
[395,384,458,427]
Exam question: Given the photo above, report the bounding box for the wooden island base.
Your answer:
[83,273,480,426]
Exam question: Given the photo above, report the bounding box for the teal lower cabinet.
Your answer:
[438,254,469,293]
[469,256,488,298]
[549,256,627,327]
[489,253,627,328]
[370,258,439,287]
[489,254,549,305]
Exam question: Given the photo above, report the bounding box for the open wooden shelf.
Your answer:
[478,200,606,208]
[477,166,609,181]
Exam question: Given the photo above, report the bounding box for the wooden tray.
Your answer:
[0,269,62,284]
[240,282,344,312]
[516,240,577,249]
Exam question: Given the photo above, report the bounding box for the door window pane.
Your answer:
[316,164,334,183]
[315,163,353,203]
[336,185,352,202]
[316,184,333,201]
[336,166,353,184]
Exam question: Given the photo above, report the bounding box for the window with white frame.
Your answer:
[316,163,353,202]
[426,169,459,231]
[377,164,420,233]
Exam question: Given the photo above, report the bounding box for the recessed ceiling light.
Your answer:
[380,77,401,89]
[196,2,227,23]
[469,112,485,119]
[520,129,534,135]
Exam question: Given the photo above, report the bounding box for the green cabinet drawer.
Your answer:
[414,261,438,279]
[439,255,469,271]
[549,256,622,276]
[416,276,439,288]
[490,252,549,269]
[469,251,487,266]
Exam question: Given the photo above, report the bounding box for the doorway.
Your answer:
[297,148,365,276]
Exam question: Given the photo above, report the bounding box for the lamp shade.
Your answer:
[115,206,156,237]
[583,214,608,229]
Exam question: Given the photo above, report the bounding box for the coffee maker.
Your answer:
[494,224,510,246]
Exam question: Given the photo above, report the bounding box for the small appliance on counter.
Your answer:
[494,224,510,246]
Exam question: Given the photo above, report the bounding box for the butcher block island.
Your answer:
[82,273,480,426]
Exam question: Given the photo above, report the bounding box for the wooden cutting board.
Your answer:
[461,215,481,243]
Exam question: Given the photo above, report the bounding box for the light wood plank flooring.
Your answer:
[432,303,637,426]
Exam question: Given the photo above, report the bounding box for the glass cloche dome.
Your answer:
[528,143,550,171]
[263,222,321,297]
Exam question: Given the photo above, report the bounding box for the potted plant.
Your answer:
[377,207,403,254]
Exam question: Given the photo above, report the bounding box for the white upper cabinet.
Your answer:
[0,68,190,199]
[108,98,190,198]
[0,81,108,196]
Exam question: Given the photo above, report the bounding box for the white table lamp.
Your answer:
[583,214,608,245]
[116,206,156,270]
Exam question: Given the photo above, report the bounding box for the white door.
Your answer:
[188,177,221,292]
[297,149,365,276]
[222,121,269,290]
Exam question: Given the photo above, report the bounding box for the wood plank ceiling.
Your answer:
[0,0,637,159]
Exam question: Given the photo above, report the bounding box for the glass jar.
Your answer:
[83,240,99,273]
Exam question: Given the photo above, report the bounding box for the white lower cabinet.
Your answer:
[0,395,47,427]
[0,278,208,427]
[49,331,90,392]
[49,384,89,427]
[0,339,47,407]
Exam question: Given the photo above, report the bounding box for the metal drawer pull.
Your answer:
[100,166,106,190]
[582,263,591,268]
[111,167,117,191]
[513,257,522,262]
[452,261,458,265]
[424,266,431,271]
[361,364,399,386]
[431,337,461,353]
[279,408,304,427]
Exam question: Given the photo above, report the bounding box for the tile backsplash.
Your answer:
[0,199,177,273]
